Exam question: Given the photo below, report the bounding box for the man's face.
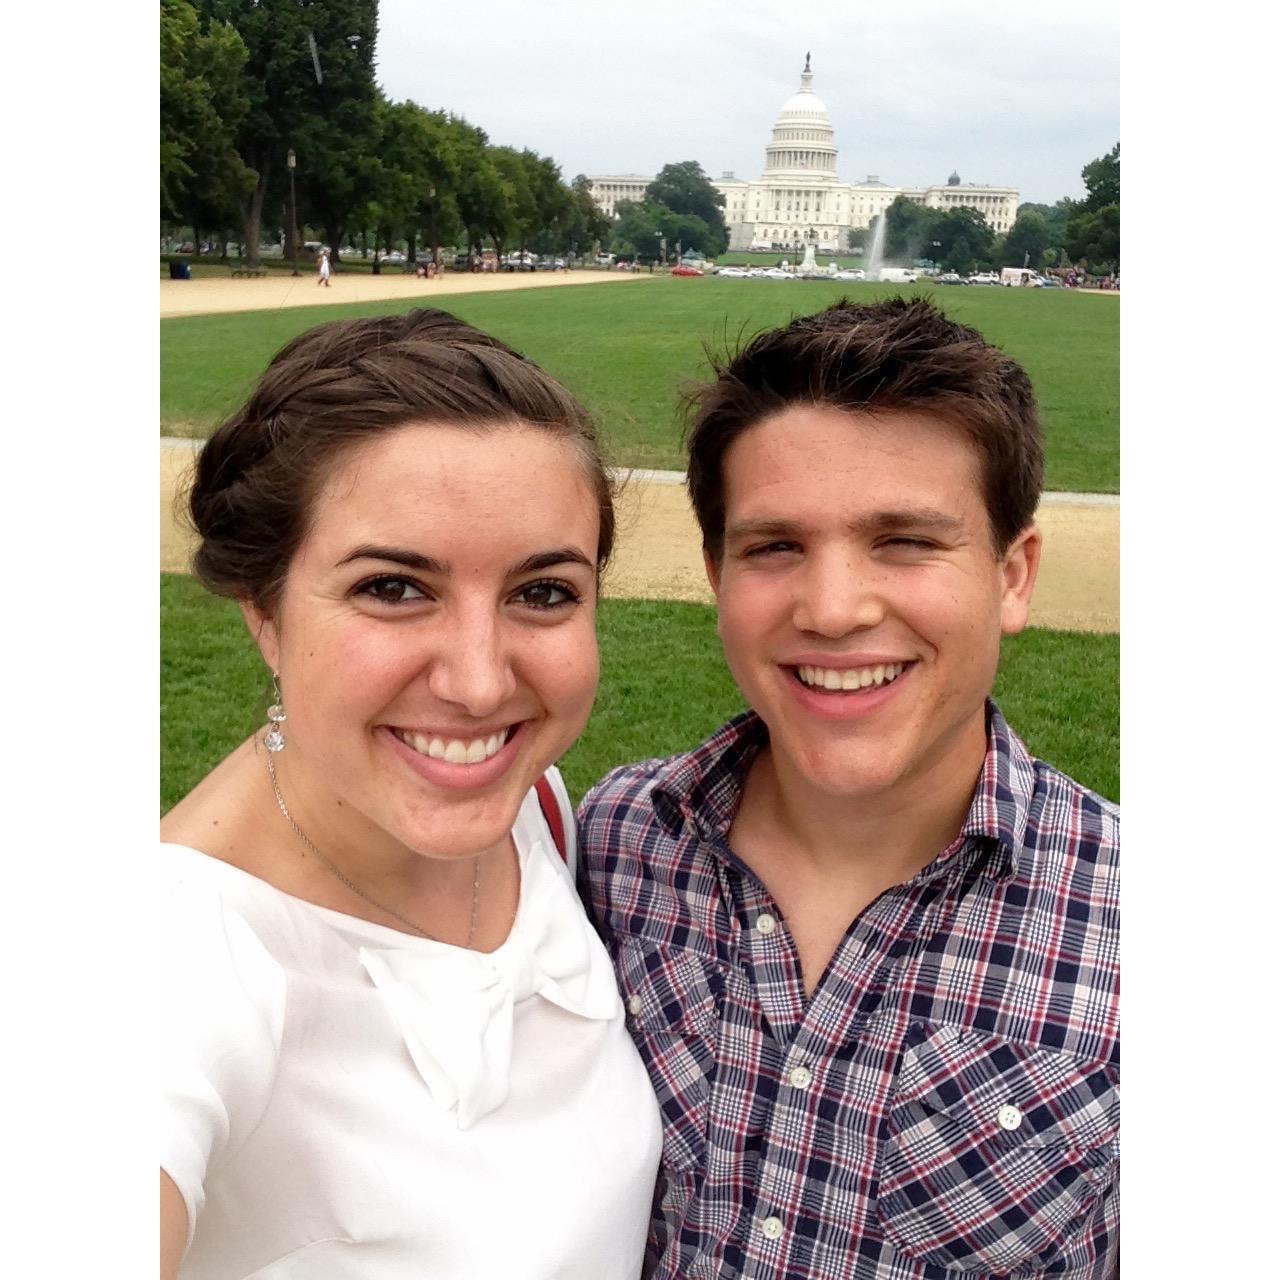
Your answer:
[706,404,1040,804]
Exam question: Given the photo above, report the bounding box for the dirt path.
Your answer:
[160,267,651,319]
[161,444,1117,633]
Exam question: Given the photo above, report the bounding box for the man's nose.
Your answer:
[791,549,885,637]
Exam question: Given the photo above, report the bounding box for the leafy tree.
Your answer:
[645,161,728,256]
[1000,210,1051,269]
[1081,143,1120,213]
[945,235,974,277]
[160,0,254,239]
[1066,142,1119,272]
[199,0,379,266]
[935,207,994,268]
[1065,204,1120,272]
[883,196,937,262]
[559,175,613,258]
[609,200,666,260]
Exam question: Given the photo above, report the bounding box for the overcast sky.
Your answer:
[375,0,1118,207]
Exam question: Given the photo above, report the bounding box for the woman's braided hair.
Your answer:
[186,309,614,612]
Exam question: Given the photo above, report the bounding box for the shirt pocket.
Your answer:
[613,936,720,1176]
[876,1022,1118,1275]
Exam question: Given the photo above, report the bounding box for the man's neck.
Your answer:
[737,714,989,885]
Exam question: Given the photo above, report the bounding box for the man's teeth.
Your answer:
[796,662,906,691]
[395,730,506,763]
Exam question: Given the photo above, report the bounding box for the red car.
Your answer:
[670,264,704,277]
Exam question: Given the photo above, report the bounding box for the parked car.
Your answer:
[879,267,920,284]
[831,269,866,282]
[671,264,704,277]
[967,272,1000,286]
[937,272,966,285]
[716,266,750,278]
[761,267,795,280]
[381,250,407,265]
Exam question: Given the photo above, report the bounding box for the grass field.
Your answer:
[161,574,1119,812]
[160,278,1119,492]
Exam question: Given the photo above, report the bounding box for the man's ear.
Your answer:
[999,525,1042,636]
[703,547,722,598]
[239,598,281,674]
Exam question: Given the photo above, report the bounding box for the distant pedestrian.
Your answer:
[316,249,331,288]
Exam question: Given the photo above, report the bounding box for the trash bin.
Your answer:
[168,260,191,280]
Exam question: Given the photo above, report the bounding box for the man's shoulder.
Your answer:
[578,753,685,845]
[1023,751,1119,860]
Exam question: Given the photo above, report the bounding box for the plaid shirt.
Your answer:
[578,702,1119,1280]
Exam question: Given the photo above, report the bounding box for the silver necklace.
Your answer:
[266,749,480,947]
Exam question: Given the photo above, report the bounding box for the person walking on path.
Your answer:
[316,248,331,287]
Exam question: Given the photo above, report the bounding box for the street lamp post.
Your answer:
[287,149,300,277]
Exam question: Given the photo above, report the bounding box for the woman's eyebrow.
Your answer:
[336,546,448,573]
[512,548,595,574]
[334,547,595,575]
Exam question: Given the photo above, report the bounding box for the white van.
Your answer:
[1001,267,1039,287]
[878,267,920,283]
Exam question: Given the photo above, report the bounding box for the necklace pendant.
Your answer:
[265,727,286,752]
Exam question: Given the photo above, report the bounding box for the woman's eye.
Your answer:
[515,579,579,609]
[356,576,426,604]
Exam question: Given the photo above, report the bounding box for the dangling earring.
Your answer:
[264,672,287,753]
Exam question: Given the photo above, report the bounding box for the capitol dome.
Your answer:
[763,54,839,181]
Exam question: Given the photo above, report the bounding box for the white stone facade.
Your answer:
[588,57,1019,254]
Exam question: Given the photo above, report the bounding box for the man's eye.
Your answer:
[516,579,579,609]
[743,541,799,558]
[881,538,935,550]
[355,576,426,604]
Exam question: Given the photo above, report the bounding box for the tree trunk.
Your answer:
[240,156,271,269]
[407,232,417,265]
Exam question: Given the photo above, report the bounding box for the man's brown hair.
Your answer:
[685,296,1044,560]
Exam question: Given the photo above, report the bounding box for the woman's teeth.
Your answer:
[796,662,906,691]
[394,729,507,764]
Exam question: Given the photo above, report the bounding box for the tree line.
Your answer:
[160,0,611,267]
[879,143,1120,276]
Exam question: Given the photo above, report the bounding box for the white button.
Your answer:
[996,1104,1023,1131]
[788,1065,813,1089]
[760,1215,784,1240]
[627,995,643,1016]
[756,913,777,936]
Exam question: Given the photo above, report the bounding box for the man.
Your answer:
[579,298,1118,1279]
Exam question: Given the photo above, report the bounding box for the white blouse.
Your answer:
[160,772,661,1279]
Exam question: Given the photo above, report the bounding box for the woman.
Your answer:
[160,309,661,1279]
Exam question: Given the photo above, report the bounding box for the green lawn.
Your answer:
[160,278,1119,493]
[161,574,1118,812]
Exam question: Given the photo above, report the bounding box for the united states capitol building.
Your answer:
[588,56,1018,253]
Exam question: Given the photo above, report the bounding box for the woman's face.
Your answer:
[247,422,601,863]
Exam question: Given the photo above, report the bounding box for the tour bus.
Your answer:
[1001,267,1040,287]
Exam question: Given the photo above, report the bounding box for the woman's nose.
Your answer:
[424,611,518,715]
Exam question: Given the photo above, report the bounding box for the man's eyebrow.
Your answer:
[724,510,966,541]
[854,508,966,535]
[334,546,595,574]
[723,518,805,543]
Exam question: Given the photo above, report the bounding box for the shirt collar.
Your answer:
[651,700,1036,880]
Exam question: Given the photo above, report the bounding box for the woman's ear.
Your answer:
[239,599,281,674]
